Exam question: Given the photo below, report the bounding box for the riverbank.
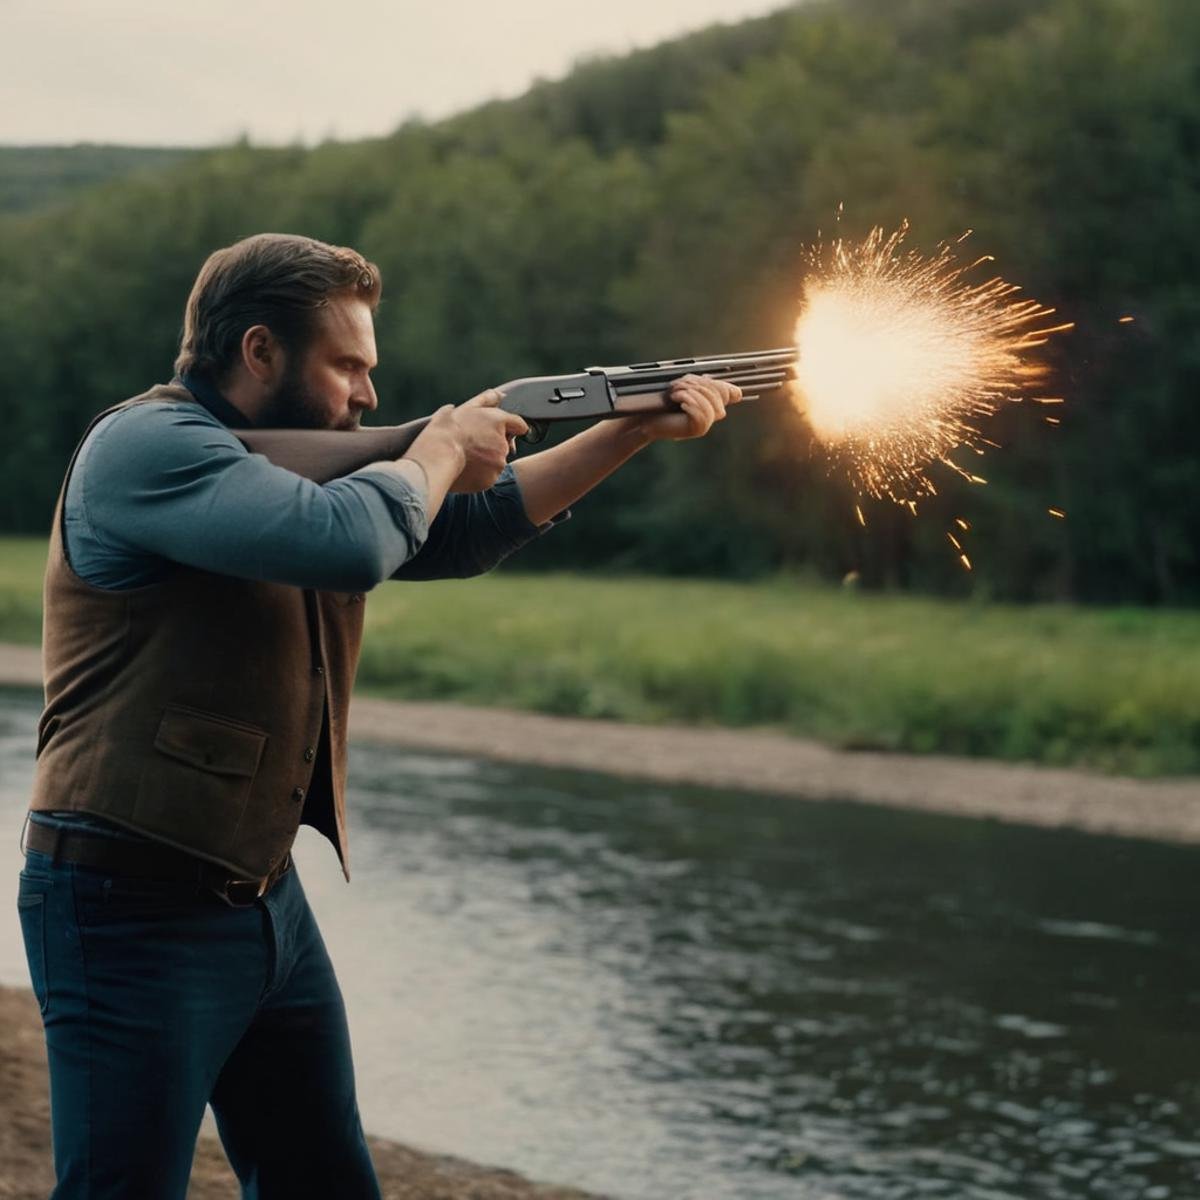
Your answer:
[0,985,601,1199]
[3,642,1198,845]
[5,543,1200,776]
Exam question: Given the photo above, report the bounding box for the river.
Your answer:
[2,687,1198,1199]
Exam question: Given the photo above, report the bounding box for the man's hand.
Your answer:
[625,374,744,442]
[400,388,528,517]
[434,388,529,493]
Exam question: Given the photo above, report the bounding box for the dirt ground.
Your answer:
[3,640,1198,846]
[0,987,601,1200]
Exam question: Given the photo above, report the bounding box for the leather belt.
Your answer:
[23,820,292,907]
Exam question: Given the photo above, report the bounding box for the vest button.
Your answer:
[303,746,315,762]
[313,665,325,677]
[292,787,305,803]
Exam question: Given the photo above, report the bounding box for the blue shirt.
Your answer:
[62,396,558,590]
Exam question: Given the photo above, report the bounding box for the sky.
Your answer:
[1,0,791,146]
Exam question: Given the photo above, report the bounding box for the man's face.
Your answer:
[262,294,379,430]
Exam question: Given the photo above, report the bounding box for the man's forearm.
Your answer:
[397,422,467,524]
[510,418,652,526]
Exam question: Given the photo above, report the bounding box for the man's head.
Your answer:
[175,233,382,430]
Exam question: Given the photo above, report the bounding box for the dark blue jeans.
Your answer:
[16,815,381,1199]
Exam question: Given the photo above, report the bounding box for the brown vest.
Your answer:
[30,385,365,880]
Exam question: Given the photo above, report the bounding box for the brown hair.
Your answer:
[174,233,382,381]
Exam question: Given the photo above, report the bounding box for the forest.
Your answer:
[1,0,1195,603]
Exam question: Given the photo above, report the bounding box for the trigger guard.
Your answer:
[521,420,549,445]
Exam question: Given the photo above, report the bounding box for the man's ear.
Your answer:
[241,324,284,387]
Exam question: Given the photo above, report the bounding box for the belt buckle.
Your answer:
[216,876,268,908]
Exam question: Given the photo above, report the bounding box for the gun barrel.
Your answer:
[596,348,797,389]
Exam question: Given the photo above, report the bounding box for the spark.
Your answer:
[792,221,1072,506]
[1118,315,1135,324]
[947,529,973,572]
[855,504,866,527]
[1048,508,1066,519]
[954,517,970,531]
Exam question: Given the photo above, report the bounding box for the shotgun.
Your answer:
[237,348,798,484]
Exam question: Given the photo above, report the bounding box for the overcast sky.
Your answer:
[2,0,790,146]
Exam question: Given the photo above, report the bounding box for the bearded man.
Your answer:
[16,232,740,1199]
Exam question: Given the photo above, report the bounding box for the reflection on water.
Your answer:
[3,688,1199,1199]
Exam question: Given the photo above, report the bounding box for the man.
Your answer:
[16,232,739,1199]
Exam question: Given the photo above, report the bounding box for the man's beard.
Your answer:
[259,358,359,431]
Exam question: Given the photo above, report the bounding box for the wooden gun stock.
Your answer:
[236,417,431,484]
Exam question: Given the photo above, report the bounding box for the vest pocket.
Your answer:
[152,704,267,776]
[135,705,269,852]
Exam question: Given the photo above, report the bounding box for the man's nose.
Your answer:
[354,377,378,412]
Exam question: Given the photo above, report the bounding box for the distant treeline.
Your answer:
[1,0,1196,603]
[0,144,196,214]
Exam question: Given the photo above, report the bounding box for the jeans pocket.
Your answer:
[76,870,209,926]
[17,882,49,1014]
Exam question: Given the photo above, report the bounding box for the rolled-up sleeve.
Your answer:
[75,403,430,592]
[390,464,568,581]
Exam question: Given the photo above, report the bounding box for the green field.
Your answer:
[2,537,1197,776]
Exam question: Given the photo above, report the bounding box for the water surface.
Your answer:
[3,688,1198,1199]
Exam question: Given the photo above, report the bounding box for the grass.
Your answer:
[0,538,47,646]
[2,536,1198,776]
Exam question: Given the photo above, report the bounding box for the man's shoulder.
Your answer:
[71,388,247,507]
[82,388,238,460]
[95,386,224,434]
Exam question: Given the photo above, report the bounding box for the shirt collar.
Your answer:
[176,372,253,430]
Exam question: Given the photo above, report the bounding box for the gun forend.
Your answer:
[599,348,798,406]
